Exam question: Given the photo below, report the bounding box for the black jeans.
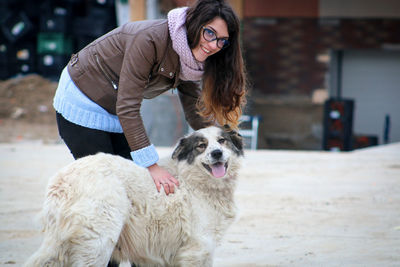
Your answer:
[56,112,131,160]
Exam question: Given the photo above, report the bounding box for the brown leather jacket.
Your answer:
[67,19,208,151]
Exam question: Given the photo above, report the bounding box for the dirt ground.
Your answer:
[0,75,400,266]
[1,142,400,266]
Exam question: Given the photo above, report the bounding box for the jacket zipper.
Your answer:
[95,54,118,90]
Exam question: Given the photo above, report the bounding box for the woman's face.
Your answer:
[191,17,229,63]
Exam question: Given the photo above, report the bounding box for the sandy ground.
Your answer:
[0,141,400,266]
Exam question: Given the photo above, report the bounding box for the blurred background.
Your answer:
[0,0,399,151]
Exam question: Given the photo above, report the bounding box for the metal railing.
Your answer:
[239,115,260,150]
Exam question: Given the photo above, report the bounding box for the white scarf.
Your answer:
[167,7,204,81]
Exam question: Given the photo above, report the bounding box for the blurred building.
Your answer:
[1,0,399,149]
[140,0,400,150]
[240,0,400,150]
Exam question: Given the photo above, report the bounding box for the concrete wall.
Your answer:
[250,96,324,150]
[141,93,189,147]
[319,0,400,18]
[243,0,400,18]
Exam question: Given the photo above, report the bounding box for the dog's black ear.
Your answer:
[172,137,187,160]
[172,133,204,164]
[172,136,197,163]
[223,125,244,155]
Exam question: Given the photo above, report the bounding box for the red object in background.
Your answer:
[172,0,196,7]
[323,98,354,151]
[243,0,318,18]
[353,135,378,149]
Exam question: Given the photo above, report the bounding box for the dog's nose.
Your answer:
[211,149,223,160]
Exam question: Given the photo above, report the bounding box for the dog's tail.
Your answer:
[23,175,73,267]
[23,224,69,267]
[23,241,66,267]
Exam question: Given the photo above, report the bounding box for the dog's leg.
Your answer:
[25,181,130,266]
[24,208,125,267]
[68,236,116,266]
[65,200,128,267]
[23,194,71,267]
[23,238,65,267]
[174,240,214,267]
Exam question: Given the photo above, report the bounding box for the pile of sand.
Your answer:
[0,75,59,143]
[0,74,57,124]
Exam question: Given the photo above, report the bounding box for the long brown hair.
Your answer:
[185,0,247,129]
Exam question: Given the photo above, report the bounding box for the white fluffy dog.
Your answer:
[24,126,243,267]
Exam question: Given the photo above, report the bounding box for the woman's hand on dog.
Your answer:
[148,164,179,195]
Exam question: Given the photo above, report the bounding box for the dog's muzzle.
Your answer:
[203,149,228,178]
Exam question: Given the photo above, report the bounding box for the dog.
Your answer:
[24,126,243,267]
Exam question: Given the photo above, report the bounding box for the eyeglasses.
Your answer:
[202,26,230,49]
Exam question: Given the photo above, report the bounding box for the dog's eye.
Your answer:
[218,138,226,144]
[197,143,207,149]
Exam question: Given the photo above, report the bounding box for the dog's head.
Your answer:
[172,126,243,179]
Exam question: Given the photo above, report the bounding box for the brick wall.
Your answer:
[242,18,400,96]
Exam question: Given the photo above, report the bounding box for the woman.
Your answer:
[53,0,247,196]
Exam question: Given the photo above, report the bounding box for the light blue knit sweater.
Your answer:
[53,67,159,167]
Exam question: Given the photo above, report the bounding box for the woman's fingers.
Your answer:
[159,177,178,195]
[168,182,174,194]
[148,164,179,195]
[163,183,171,194]
[170,176,180,187]
[155,181,161,192]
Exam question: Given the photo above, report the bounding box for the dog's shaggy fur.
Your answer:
[24,126,243,267]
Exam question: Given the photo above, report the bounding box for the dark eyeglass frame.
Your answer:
[202,26,230,49]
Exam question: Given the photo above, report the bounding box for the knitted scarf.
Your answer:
[167,7,204,81]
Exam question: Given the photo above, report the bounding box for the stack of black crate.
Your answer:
[0,14,11,79]
[73,0,117,51]
[0,0,117,81]
[322,98,354,151]
[0,0,37,79]
[37,1,75,80]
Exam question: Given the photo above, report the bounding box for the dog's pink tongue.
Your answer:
[211,163,226,178]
